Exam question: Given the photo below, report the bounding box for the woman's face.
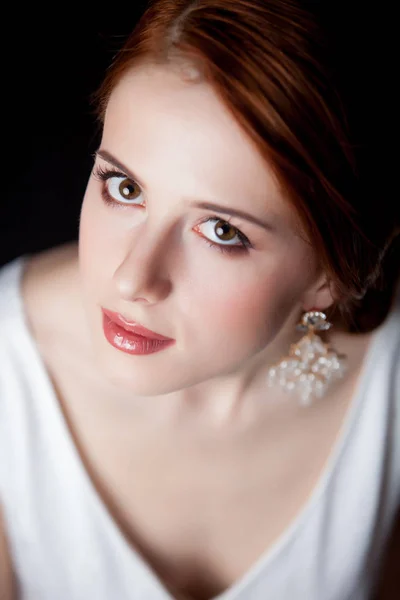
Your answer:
[79,64,331,398]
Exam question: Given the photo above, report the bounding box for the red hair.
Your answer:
[95,0,399,331]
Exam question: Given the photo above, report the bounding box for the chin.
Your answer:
[97,362,180,398]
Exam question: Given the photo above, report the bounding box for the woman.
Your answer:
[0,1,399,598]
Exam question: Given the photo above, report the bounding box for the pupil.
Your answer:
[216,220,234,240]
[119,178,139,199]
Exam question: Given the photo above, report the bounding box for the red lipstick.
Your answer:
[102,309,175,355]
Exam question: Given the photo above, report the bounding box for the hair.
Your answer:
[94,0,399,332]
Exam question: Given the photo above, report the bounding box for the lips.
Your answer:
[102,309,173,341]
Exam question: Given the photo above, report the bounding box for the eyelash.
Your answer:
[92,164,252,255]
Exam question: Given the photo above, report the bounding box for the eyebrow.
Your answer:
[95,148,275,233]
[96,149,146,188]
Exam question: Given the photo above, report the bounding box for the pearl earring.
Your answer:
[267,311,346,406]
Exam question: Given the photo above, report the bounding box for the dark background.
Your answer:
[0,5,147,267]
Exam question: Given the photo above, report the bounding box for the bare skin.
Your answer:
[0,241,373,600]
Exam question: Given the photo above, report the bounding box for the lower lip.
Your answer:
[102,313,175,355]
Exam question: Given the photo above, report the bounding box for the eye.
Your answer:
[93,164,252,255]
[195,217,252,253]
[93,165,144,207]
[107,176,142,204]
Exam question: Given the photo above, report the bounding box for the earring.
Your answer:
[267,310,346,406]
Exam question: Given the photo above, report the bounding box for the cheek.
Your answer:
[79,183,123,288]
[79,193,109,301]
[184,254,312,350]
[80,184,111,249]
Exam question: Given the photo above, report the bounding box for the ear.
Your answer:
[301,273,336,313]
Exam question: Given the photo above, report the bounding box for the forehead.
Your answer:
[104,64,294,224]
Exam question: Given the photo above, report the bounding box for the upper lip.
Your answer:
[102,309,173,341]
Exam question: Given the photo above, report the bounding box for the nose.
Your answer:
[113,221,174,305]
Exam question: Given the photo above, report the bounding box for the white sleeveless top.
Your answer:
[0,255,399,600]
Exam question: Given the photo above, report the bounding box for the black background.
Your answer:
[0,5,147,267]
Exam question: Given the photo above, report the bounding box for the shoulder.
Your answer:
[380,283,400,388]
[0,240,81,330]
[0,241,87,411]
[20,240,81,341]
[17,241,95,386]
[364,283,400,384]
